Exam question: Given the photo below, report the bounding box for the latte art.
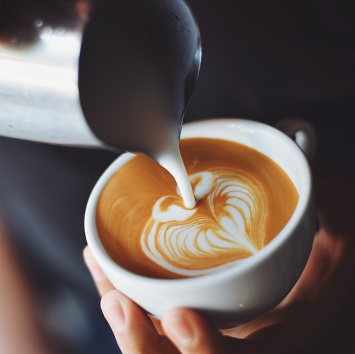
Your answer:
[96,137,298,279]
[142,171,267,276]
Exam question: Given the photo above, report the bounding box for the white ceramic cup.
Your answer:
[84,118,316,327]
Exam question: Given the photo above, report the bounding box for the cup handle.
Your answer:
[275,117,316,162]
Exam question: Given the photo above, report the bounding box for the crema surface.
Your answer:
[96,138,298,279]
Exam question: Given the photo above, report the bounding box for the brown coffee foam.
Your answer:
[96,138,298,279]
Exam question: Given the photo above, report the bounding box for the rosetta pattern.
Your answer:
[141,171,268,277]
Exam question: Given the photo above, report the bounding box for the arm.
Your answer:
[0,221,55,354]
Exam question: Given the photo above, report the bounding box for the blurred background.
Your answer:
[0,0,354,353]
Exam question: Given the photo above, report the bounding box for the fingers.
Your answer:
[101,290,179,354]
[162,308,262,354]
[83,246,165,336]
[162,309,241,354]
[83,246,115,296]
[84,246,263,354]
[162,308,221,354]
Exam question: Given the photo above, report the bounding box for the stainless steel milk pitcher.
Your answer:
[0,0,201,151]
[0,0,101,147]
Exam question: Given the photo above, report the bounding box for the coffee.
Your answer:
[96,137,298,279]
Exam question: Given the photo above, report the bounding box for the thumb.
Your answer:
[162,309,264,354]
[162,308,221,353]
[161,309,229,354]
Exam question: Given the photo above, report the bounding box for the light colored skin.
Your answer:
[0,222,54,354]
[0,168,353,354]
[83,168,355,354]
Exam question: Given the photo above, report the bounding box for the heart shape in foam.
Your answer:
[141,170,268,277]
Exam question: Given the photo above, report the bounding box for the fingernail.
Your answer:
[103,300,126,332]
[165,313,195,346]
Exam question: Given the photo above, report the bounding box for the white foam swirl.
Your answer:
[141,171,267,276]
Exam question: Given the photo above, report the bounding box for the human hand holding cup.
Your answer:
[84,118,316,328]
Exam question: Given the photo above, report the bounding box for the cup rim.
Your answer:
[84,118,313,287]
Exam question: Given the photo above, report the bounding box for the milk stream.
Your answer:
[155,142,196,209]
[141,167,265,277]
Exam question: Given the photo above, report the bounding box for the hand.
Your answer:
[83,169,355,354]
[83,229,354,354]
